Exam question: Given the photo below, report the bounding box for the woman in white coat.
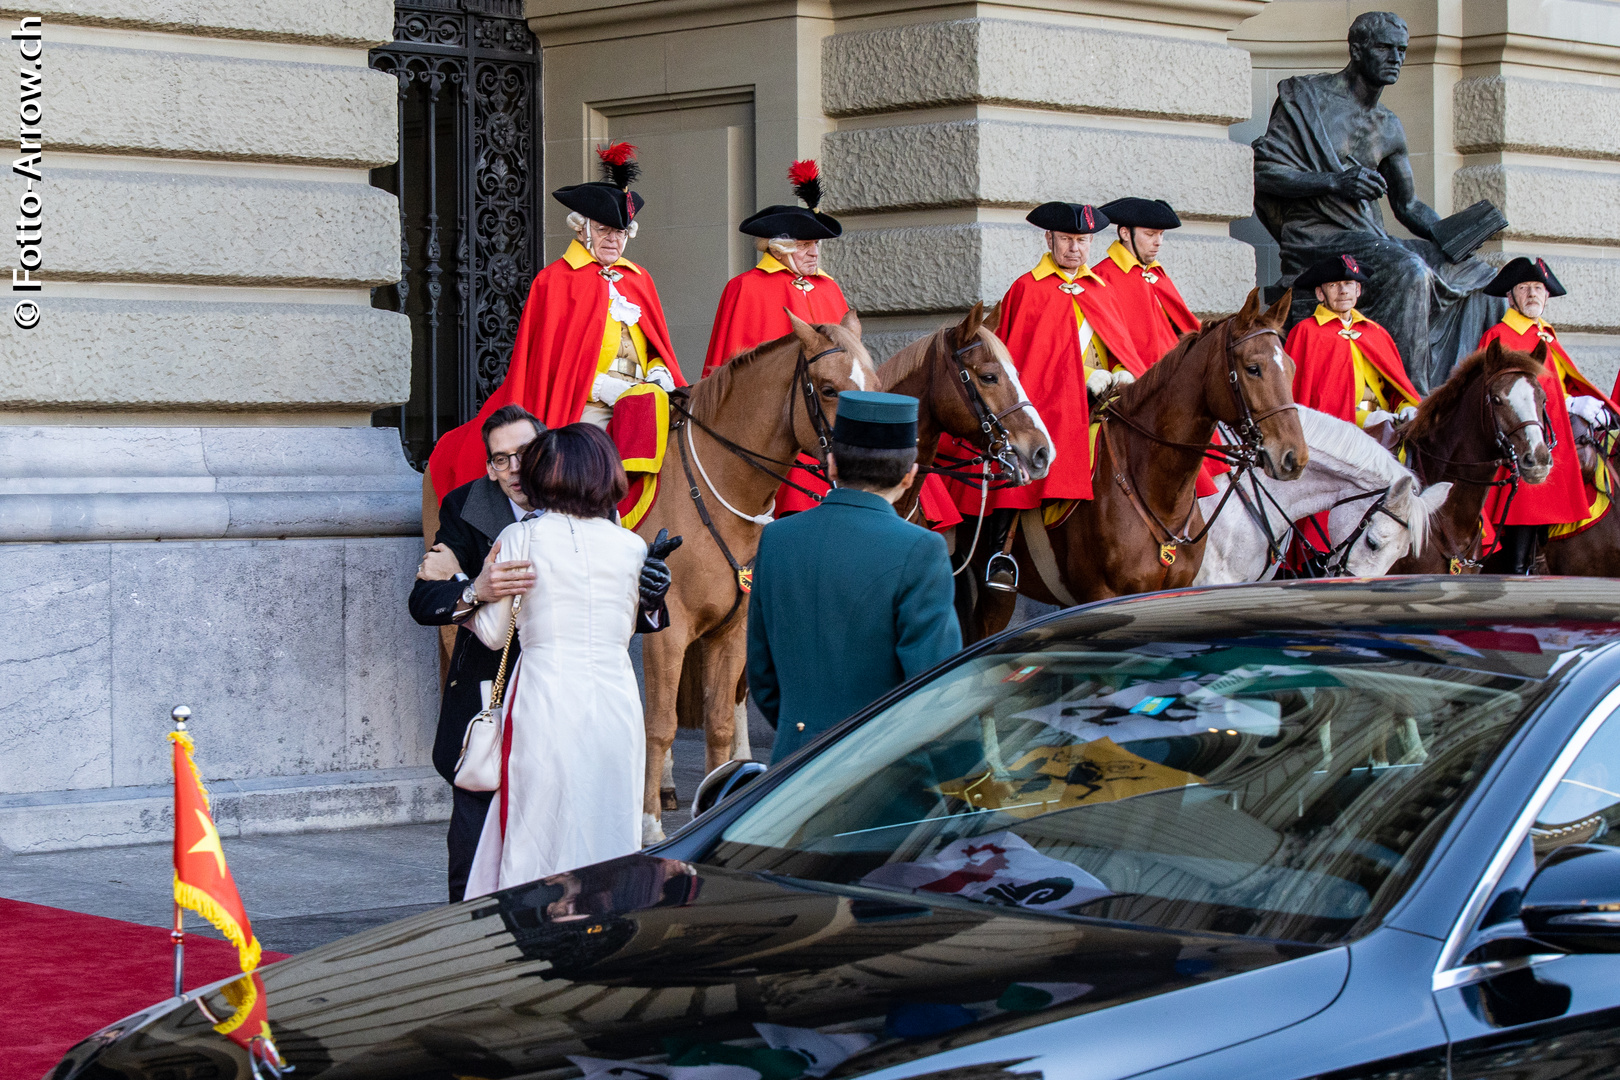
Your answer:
[466,423,649,896]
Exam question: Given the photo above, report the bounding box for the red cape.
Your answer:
[947,262,1145,512]
[1285,310,1418,424]
[1479,318,1609,527]
[1090,248,1199,366]
[427,251,683,498]
[701,266,850,379]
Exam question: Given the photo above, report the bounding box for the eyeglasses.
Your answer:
[488,449,529,471]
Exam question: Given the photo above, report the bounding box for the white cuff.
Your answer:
[592,372,633,406]
[647,365,676,392]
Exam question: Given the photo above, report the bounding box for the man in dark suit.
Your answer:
[412,404,677,900]
[746,391,963,764]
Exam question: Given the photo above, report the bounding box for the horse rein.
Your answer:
[922,336,1038,488]
[1100,321,1296,570]
[667,342,851,634]
[1398,369,1551,571]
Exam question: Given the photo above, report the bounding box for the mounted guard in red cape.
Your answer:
[955,288,1309,643]
[425,142,685,533]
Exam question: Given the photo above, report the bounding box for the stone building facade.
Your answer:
[4,0,1619,853]
[0,1,437,852]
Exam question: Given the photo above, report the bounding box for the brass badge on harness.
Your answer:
[737,567,754,593]
[1448,556,1463,575]
[1159,543,1177,567]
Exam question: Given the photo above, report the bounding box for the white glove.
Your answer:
[1396,404,1418,423]
[1569,395,1611,428]
[1086,368,1113,397]
[592,372,635,407]
[1361,409,1397,429]
[646,364,676,393]
[1110,369,1136,390]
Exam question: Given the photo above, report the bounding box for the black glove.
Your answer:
[639,529,683,609]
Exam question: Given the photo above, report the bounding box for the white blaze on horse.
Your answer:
[1193,406,1451,585]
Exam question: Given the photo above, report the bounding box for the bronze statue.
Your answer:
[1253,11,1505,392]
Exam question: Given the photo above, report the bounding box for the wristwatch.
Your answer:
[460,583,480,608]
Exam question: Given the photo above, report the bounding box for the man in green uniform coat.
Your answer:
[747,390,963,763]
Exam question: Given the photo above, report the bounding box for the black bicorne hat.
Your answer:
[1098,197,1181,230]
[1026,202,1110,235]
[552,142,644,230]
[1484,256,1567,298]
[740,160,842,240]
[1293,253,1370,292]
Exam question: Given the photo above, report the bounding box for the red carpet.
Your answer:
[0,899,288,1080]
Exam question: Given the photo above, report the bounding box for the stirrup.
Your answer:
[985,552,1019,592]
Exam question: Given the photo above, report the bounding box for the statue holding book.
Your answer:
[1253,11,1506,393]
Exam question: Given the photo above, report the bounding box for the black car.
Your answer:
[53,577,1620,1080]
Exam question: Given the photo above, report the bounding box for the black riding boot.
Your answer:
[984,508,1019,592]
[1499,524,1547,575]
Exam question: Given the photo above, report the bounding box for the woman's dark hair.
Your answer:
[519,423,628,521]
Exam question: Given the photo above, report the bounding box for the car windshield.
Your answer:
[711,627,1562,945]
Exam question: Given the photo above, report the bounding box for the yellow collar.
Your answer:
[562,238,641,274]
[1313,304,1368,326]
[756,253,826,278]
[1106,239,1161,274]
[1031,252,1103,285]
[1502,307,1552,336]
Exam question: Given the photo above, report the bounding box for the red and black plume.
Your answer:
[788,159,822,212]
[597,142,640,190]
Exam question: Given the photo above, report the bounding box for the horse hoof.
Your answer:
[660,788,679,812]
[642,813,666,846]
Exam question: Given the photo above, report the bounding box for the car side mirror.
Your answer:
[1520,844,1620,955]
[692,759,767,820]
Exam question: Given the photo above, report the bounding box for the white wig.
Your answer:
[567,210,638,240]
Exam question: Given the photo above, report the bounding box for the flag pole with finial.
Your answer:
[170,704,190,999]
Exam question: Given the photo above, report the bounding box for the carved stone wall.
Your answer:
[528,0,1267,365]
[0,2,439,853]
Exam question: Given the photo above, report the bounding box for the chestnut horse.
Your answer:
[879,301,1055,525]
[1388,339,1554,575]
[958,288,1308,642]
[1542,408,1619,576]
[637,311,877,843]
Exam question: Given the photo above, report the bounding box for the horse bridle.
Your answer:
[939,337,1038,482]
[667,341,856,633]
[1400,368,1554,571]
[1099,321,1297,570]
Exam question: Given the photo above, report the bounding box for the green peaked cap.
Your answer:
[833,390,918,450]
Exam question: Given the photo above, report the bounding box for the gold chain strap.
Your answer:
[485,595,523,710]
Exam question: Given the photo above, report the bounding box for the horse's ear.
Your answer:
[1235,287,1262,325]
[984,301,1002,333]
[1262,288,1292,327]
[840,307,862,339]
[955,301,985,347]
[1485,337,1504,366]
[1389,472,1416,507]
[1530,338,1551,368]
[787,309,827,353]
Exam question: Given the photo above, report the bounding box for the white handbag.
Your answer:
[454,595,521,792]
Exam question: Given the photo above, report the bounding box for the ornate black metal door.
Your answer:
[370,0,541,469]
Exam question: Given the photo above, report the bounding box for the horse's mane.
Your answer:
[1298,406,1433,556]
[877,326,943,387]
[1110,322,1221,414]
[689,323,855,420]
[1403,343,1545,443]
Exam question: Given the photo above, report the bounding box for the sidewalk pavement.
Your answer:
[0,727,728,955]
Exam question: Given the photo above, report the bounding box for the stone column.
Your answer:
[1233,0,1620,389]
[819,1,1267,359]
[0,2,440,852]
